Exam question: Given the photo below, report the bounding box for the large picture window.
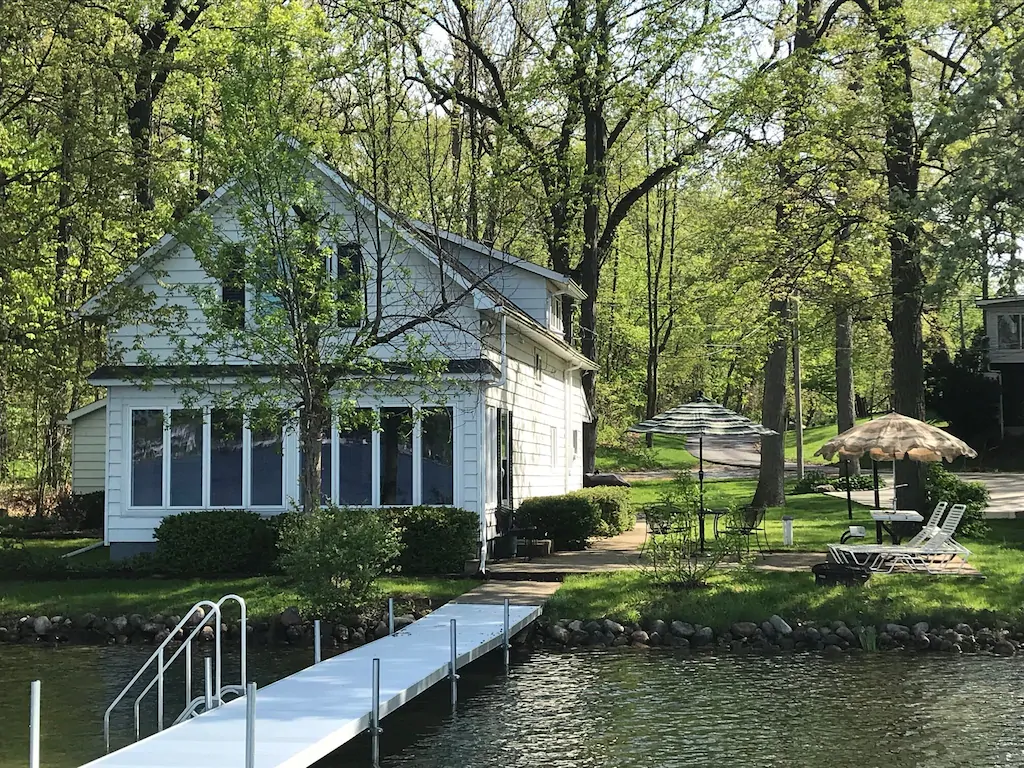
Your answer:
[338,414,373,505]
[129,406,285,510]
[210,409,243,506]
[380,407,414,505]
[131,410,164,507]
[250,416,284,507]
[170,409,203,507]
[421,408,454,505]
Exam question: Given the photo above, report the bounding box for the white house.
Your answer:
[976,296,1024,434]
[72,156,596,562]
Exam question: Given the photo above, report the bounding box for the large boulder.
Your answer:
[278,607,302,628]
[32,616,52,636]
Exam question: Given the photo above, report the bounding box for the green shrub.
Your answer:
[571,487,634,536]
[53,491,105,530]
[387,506,478,574]
[791,470,879,495]
[277,504,403,617]
[154,509,277,575]
[924,464,990,537]
[517,495,602,550]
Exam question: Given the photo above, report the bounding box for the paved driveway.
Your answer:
[827,472,1024,519]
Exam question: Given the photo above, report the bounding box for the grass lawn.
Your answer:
[546,477,1024,629]
[595,434,697,472]
[0,575,479,621]
[18,538,107,561]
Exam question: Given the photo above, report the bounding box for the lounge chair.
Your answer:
[829,503,970,574]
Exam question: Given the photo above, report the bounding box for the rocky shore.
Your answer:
[530,615,1024,656]
[0,600,442,650]
[3,606,1023,658]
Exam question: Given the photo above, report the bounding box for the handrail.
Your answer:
[104,600,219,753]
[129,594,248,740]
[104,594,248,752]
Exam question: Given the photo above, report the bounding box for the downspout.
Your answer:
[478,311,507,575]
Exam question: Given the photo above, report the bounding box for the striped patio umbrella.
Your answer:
[628,395,776,513]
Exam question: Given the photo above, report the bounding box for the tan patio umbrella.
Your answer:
[814,413,978,511]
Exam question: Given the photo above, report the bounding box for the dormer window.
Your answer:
[549,294,563,333]
[219,243,246,330]
[333,242,366,327]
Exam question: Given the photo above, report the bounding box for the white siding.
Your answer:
[445,246,552,327]
[481,328,585,540]
[71,408,106,494]
[104,384,482,545]
[109,179,482,366]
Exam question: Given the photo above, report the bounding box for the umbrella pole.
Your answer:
[845,457,853,520]
[872,460,881,510]
[698,434,705,553]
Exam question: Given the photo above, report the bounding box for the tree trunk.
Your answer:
[835,304,859,475]
[753,297,790,507]
[299,398,328,513]
[878,0,926,511]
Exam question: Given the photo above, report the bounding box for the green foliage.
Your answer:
[924,464,990,537]
[925,343,1001,443]
[791,470,877,495]
[154,510,278,576]
[52,492,105,530]
[386,506,478,575]
[276,504,403,617]
[791,470,832,495]
[518,495,603,551]
[572,487,635,536]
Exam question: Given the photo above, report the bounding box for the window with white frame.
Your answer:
[573,429,579,460]
[997,313,1022,349]
[549,294,563,333]
[534,349,543,384]
[130,407,284,509]
[421,408,454,505]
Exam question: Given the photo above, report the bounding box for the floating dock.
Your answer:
[80,601,541,768]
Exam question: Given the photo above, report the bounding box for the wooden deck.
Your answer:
[80,601,541,768]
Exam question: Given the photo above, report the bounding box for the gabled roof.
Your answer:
[409,222,586,300]
[78,147,593,369]
[61,398,107,424]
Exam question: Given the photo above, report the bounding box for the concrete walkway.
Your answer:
[826,472,1024,519]
[480,522,823,581]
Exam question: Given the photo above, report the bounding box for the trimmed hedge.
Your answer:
[386,506,478,574]
[571,487,634,536]
[154,509,278,576]
[53,491,105,530]
[517,495,602,550]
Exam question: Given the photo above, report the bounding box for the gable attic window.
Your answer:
[549,294,563,333]
[334,242,365,327]
[220,243,246,330]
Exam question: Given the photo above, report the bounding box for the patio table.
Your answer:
[869,510,923,545]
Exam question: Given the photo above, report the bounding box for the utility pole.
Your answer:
[792,295,804,480]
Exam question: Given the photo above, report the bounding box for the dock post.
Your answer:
[503,598,511,672]
[388,598,395,635]
[245,682,256,768]
[371,658,382,767]
[204,656,213,712]
[29,680,40,768]
[314,619,322,664]
[449,618,459,710]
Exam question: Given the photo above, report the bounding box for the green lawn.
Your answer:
[19,538,106,561]
[0,575,479,621]
[595,434,697,472]
[546,477,1024,629]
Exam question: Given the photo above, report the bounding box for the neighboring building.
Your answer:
[71,156,595,560]
[62,399,108,495]
[976,296,1024,434]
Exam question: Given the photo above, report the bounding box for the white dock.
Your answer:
[80,601,540,768]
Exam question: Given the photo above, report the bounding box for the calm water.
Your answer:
[2,645,1024,767]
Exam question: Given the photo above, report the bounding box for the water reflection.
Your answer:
[1,646,1024,768]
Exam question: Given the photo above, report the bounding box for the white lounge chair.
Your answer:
[829,503,971,574]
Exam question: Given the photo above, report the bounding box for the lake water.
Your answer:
[2,644,1024,767]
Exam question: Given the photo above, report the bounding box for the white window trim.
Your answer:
[997,313,1023,350]
[126,405,287,514]
[534,348,543,385]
